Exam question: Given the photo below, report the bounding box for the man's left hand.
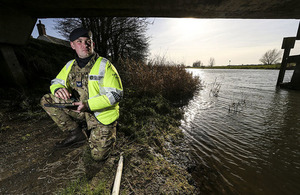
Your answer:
[72,101,88,113]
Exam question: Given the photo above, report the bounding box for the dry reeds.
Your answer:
[117,58,201,104]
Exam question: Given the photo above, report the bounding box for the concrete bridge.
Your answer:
[1,0,300,86]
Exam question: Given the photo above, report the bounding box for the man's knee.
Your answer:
[40,93,55,108]
[40,94,48,106]
[89,123,117,161]
[89,134,115,161]
[90,147,112,161]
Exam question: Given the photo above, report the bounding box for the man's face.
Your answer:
[70,37,94,58]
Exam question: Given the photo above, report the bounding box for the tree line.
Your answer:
[192,49,282,67]
[192,57,215,67]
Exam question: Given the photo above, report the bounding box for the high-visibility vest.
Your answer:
[50,57,123,125]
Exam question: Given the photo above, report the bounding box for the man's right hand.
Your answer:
[55,88,72,100]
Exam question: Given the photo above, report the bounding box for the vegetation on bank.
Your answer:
[3,38,201,194]
[57,56,201,194]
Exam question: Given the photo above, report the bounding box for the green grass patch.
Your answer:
[56,177,109,195]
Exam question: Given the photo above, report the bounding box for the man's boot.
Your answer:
[55,127,86,148]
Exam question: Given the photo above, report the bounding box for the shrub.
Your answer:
[117,58,201,105]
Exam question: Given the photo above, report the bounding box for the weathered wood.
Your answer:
[277,22,300,89]
[296,22,300,40]
[287,55,300,63]
[276,38,294,86]
[112,154,124,195]
[290,58,300,89]
[281,37,295,50]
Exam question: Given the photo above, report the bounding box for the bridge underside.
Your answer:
[0,0,300,86]
[1,0,300,45]
[2,0,300,19]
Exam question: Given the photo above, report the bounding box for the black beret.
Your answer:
[69,27,92,42]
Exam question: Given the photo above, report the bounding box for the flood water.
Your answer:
[181,69,300,194]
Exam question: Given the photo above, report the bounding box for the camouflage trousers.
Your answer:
[41,93,116,161]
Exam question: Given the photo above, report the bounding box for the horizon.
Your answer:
[31,18,300,66]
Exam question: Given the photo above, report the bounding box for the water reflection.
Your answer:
[181,69,300,194]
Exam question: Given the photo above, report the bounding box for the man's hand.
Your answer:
[72,101,89,113]
[55,88,72,100]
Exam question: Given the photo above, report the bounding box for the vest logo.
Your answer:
[89,75,102,81]
[76,81,82,87]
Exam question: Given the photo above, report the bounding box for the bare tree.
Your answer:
[193,60,203,68]
[55,18,82,40]
[55,17,149,63]
[208,57,215,67]
[259,49,282,65]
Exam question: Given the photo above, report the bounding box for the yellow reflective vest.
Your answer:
[50,56,123,125]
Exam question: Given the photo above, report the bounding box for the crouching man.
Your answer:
[41,27,123,161]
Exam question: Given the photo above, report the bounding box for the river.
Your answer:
[181,69,300,194]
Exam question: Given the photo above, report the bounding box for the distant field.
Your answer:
[190,64,296,70]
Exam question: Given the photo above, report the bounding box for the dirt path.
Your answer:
[0,106,109,194]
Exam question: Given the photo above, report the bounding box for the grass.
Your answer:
[56,178,109,195]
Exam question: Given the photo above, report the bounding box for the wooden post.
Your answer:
[290,56,300,89]
[276,37,295,86]
[112,153,124,195]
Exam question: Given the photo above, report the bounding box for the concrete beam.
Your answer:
[1,0,300,19]
[0,6,35,87]
[0,5,36,45]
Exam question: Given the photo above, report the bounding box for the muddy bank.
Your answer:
[0,89,199,194]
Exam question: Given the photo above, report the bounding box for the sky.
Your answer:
[31,18,300,66]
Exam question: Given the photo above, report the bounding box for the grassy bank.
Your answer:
[57,58,201,194]
[1,39,201,194]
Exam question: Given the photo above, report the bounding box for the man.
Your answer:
[41,27,123,161]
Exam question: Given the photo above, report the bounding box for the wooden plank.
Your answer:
[112,153,124,195]
[281,37,295,49]
[287,55,300,63]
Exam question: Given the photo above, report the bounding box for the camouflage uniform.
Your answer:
[41,54,117,161]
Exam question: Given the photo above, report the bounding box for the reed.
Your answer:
[117,58,201,105]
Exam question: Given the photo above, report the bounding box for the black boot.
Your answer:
[55,127,86,148]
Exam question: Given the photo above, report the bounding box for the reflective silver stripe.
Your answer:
[66,60,74,71]
[94,111,101,117]
[94,107,112,117]
[98,58,108,96]
[104,87,123,105]
[89,94,100,99]
[99,58,107,76]
[51,78,65,86]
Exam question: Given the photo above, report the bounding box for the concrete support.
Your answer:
[0,5,36,87]
[0,45,27,86]
[0,6,37,45]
